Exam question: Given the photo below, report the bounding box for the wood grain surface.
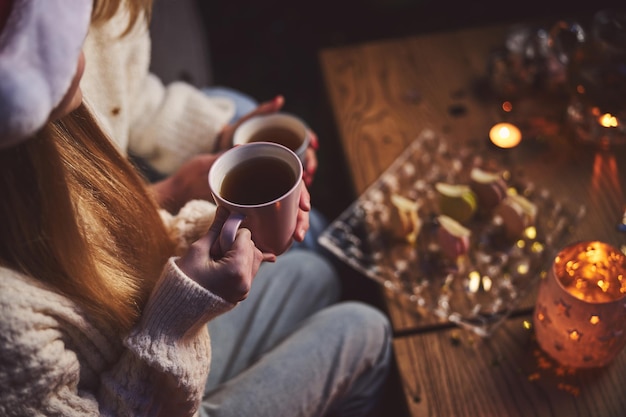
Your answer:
[394,318,626,417]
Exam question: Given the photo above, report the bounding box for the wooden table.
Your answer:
[319,22,626,416]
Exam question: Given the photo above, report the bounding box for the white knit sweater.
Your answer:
[81,5,235,175]
[0,200,227,417]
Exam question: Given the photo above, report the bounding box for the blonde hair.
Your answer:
[91,0,153,34]
[0,104,174,332]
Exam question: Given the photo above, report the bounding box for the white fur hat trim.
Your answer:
[0,0,92,148]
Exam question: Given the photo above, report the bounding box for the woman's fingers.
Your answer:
[294,186,311,242]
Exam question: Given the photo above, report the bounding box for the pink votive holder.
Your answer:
[534,241,626,368]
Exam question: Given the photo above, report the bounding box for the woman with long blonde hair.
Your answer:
[0,1,391,416]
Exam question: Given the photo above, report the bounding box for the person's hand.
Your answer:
[215,95,285,151]
[302,129,318,186]
[151,152,223,213]
[292,184,311,243]
[175,206,276,303]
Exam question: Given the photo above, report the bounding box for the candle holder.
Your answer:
[566,97,626,150]
[562,9,626,149]
[534,241,626,368]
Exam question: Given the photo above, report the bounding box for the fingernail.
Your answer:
[309,135,319,150]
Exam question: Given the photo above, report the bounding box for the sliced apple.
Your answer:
[437,214,471,259]
[435,182,477,223]
[389,193,422,244]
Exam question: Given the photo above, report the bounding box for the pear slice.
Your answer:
[437,214,471,259]
[435,182,477,223]
[389,194,422,244]
[469,167,507,211]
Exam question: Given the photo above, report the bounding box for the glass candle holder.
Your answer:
[534,241,626,368]
[563,10,626,149]
[566,98,626,149]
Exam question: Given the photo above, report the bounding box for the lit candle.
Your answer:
[598,113,619,128]
[555,241,626,303]
[489,122,522,148]
[534,241,626,368]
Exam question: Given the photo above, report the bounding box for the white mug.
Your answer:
[208,142,303,255]
[233,112,311,161]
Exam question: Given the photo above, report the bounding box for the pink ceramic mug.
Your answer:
[208,142,303,255]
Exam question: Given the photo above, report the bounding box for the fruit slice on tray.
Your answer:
[389,193,422,244]
[435,182,477,224]
[469,167,508,212]
[437,214,471,260]
[494,192,538,240]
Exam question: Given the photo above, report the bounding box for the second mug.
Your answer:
[233,112,311,161]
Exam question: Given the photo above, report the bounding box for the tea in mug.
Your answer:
[248,126,303,152]
[220,156,296,205]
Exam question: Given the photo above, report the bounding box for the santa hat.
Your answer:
[0,0,92,149]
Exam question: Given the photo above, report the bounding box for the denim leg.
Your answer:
[204,249,342,390]
[291,207,328,254]
[201,302,392,417]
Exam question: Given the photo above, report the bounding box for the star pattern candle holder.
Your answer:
[534,241,626,368]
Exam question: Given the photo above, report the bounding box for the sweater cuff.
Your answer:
[138,257,234,340]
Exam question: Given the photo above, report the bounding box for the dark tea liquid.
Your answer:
[248,126,303,151]
[220,157,296,205]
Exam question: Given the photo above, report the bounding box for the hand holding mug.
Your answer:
[152,152,222,213]
[175,206,275,304]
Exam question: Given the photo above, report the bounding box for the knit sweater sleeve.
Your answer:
[100,259,234,416]
[0,261,234,417]
[127,74,235,175]
[81,8,235,176]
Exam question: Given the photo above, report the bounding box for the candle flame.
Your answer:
[489,123,522,148]
[555,241,626,302]
[599,113,619,128]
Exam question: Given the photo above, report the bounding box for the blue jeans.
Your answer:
[201,250,392,417]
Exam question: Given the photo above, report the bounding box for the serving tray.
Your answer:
[319,129,585,336]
